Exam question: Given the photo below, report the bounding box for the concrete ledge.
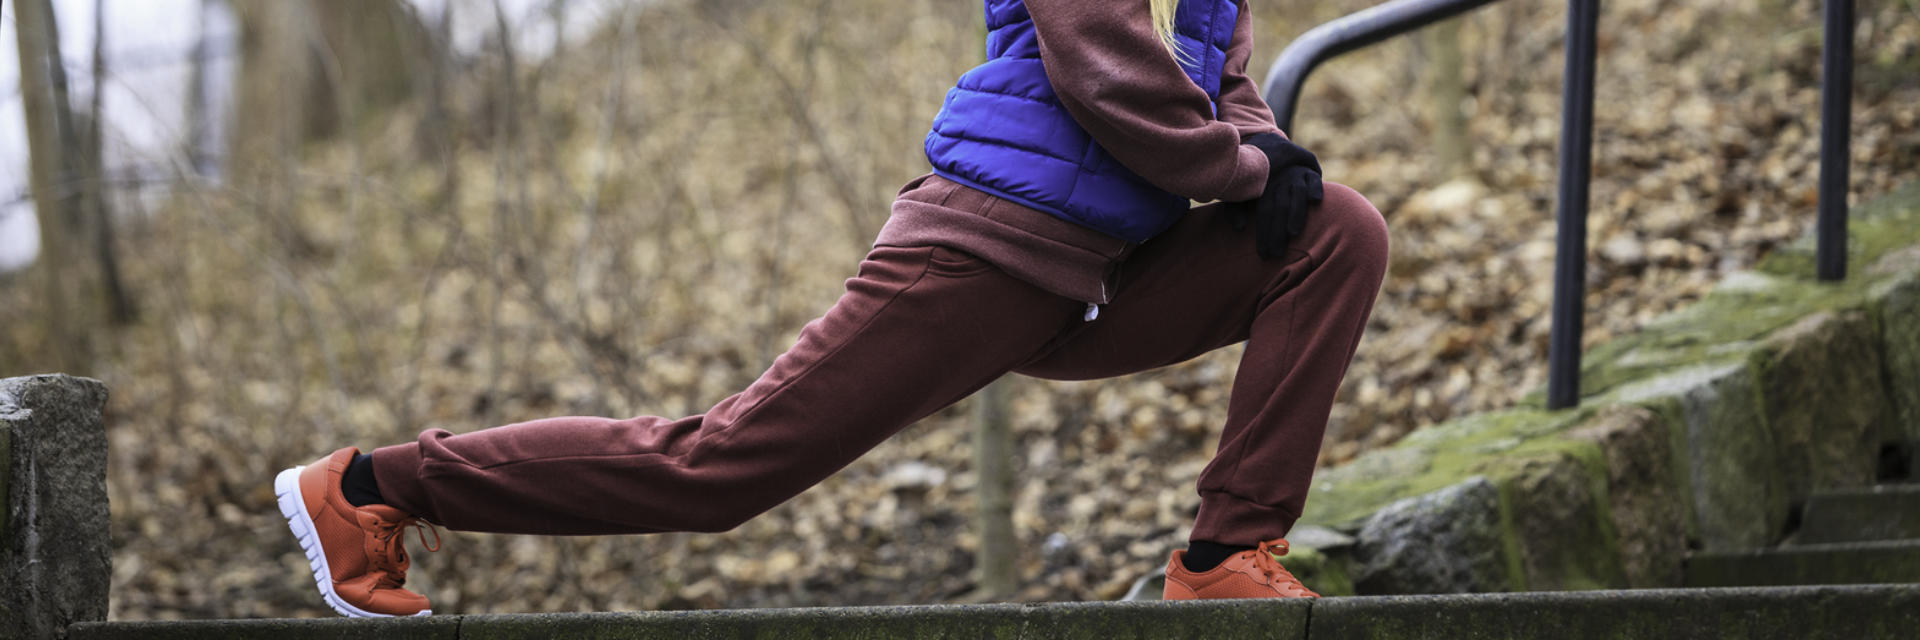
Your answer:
[72,600,1313,640]
[1309,585,1920,640]
[71,616,461,640]
[71,585,1920,640]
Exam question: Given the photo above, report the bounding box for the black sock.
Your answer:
[1182,540,1253,573]
[341,453,385,507]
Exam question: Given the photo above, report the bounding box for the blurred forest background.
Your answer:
[0,0,1915,620]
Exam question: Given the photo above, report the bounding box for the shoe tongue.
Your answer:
[356,508,399,530]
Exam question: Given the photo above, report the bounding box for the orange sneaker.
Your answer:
[274,447,440,617]
[1163,538,1320,599]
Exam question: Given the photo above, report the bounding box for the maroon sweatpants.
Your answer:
[372,182,1388,546]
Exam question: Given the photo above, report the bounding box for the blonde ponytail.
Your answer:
[1150,0,1185,60]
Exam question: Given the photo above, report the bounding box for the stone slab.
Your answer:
[1872,270,1920,447]
[70,585,1920,640]
[1751,311,1886,497]
[462,600,1310,640]
[1503,452,1624,590]
[1567,407,1687,587]
[1684,540,1920,588]
[1350,477,1516,594]
[1617,363,1787,551]
[1795,484,1920,544]
[69,616,460,640]
[2,374,111,640]
[1309,584,1920,640]
[76,601,1312,640]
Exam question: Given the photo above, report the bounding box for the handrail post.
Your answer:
[1546,0,1600,410]
[1817,0,1854,282]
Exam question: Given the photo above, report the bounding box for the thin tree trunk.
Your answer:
[183,0,213,176]
[230,0,321,257]
[1426,18,1470,178]
[973,376,1018,598]
[89,0,135,324]
[968,6,1017,599]
[549,0,569,62]
[13,0,93,373]
[425,0,458,220]
[482,0,522,430]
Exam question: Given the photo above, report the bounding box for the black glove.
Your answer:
[1230,132,1324,261]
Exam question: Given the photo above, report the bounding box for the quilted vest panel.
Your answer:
[925,0,1239,242]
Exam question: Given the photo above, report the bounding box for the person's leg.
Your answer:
[1016,182,1388,546]
[368,245,1085,535]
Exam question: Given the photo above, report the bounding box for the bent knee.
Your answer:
[1317,181,1389,272]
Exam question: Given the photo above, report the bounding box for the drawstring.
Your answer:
[1084,303,1100,322]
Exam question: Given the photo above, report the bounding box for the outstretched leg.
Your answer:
[370,245,1085,535]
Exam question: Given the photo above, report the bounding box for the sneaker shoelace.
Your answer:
[1250,538,1318,597]
[367,517,442,589]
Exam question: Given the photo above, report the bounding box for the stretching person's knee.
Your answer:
[1317,182,1390,274]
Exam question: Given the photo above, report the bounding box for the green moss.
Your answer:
[1552,276,1870,404]
[1491,473,1530,591]
[1283,546,1356,597]
[1759,180,1920,279]
[1302,408,1595,529]
[1564,441,1625,587]
[1485,446,1630,591]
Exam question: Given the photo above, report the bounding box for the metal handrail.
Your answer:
[1261,0,1504,135]
[1261,0,1856,410]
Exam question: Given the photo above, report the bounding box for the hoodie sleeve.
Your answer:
[1216,2,1286,141]
[1023,0,1268,204]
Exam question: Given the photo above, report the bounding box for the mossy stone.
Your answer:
[1300,408,1591,530]
[1567,406,1687,587]
[1283,545,1356,597]
[1612,362,1785,550]
[1871,269,1920,445]
[1759,181,1920,281]
[1351,477,1515,594]
[1750,311,1887,497]
[1567,272,1861,404]
[1296,181,1920,593]
[1501,450,1625,591]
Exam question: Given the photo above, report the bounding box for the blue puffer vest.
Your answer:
[925,0,1239,243]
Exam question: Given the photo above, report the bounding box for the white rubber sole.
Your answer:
[275,466,432,618]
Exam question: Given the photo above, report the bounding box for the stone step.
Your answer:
[1685,540,1920,587]
[1793,484,1920,544]
[71,585,1920,640]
